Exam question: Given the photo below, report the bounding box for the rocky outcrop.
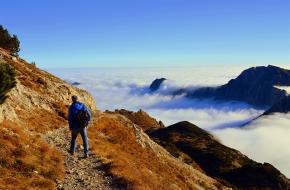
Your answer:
[149,121,290,189]
[106,109,165,132]
[0,48,97,124]
[149,78,166,92]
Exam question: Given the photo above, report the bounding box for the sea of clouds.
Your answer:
[48,65,290,177]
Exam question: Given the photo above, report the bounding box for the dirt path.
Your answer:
[44,127,115,190]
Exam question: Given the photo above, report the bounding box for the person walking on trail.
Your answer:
[68,95,92,158]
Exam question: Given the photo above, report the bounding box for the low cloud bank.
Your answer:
[213,113,290,177]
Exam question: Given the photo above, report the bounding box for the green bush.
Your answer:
[0,63,16,104]
[0,25,20,56]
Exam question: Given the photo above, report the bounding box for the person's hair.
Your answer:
[72,95,78,102]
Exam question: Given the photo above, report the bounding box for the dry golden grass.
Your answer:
[16,108,67,133]
[88,114,223,190]
[0,121,64,190]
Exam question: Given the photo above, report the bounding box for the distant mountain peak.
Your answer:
[149,78,166,92]
[186,65,290,107]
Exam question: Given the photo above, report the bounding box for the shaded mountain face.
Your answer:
[149,121,290,189]
[182,65,290,107]
[263,95,290,115]
[149,78,166,92]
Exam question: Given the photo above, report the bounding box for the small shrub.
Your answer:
[0,159,8,168]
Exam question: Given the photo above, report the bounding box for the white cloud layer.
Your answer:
[213,113,290,177]
[48,65,290,177]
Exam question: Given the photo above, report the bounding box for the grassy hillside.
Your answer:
[0,121,64,190]
[88,113,226,190]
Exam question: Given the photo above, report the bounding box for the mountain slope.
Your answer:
[0,48,99,189]
[88,113,227,190]
[0,48,228,189]
[173,65,290,107]
[263,95,290,115]
[0,48,97,129]
[149,121,290,189]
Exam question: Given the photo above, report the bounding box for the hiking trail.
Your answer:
[44,127,115,190]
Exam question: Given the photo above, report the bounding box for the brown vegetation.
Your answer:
[149,121,290,189]
[106,109,164,132]
[0,121,64,190]
[87,113,226,190]
[16,108,67,133]
[0,47,97,125]
[0,47,91,189]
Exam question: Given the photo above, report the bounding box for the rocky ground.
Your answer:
[44,127,115,190]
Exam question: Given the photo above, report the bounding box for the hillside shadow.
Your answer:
[94,161,133,190]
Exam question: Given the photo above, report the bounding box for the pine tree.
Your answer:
[0,63,16,104]
[0,25,20,56]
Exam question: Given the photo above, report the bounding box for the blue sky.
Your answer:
[1,0,289,68]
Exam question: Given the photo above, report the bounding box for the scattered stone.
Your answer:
[44,127,114,190]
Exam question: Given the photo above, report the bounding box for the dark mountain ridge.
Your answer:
[187,65,290,107]
[148,65,290,108]
[149,121,290,189]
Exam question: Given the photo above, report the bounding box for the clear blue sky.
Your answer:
[1,0,289,68]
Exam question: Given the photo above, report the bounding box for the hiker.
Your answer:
[68,95,91,158]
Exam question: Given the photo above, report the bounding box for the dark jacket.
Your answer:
[68,101,92,129]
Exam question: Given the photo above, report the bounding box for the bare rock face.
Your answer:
[0,48,97,123]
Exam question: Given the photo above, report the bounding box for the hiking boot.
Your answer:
[83,154,89,159]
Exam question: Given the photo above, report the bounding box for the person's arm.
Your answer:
[68,106,73,130]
